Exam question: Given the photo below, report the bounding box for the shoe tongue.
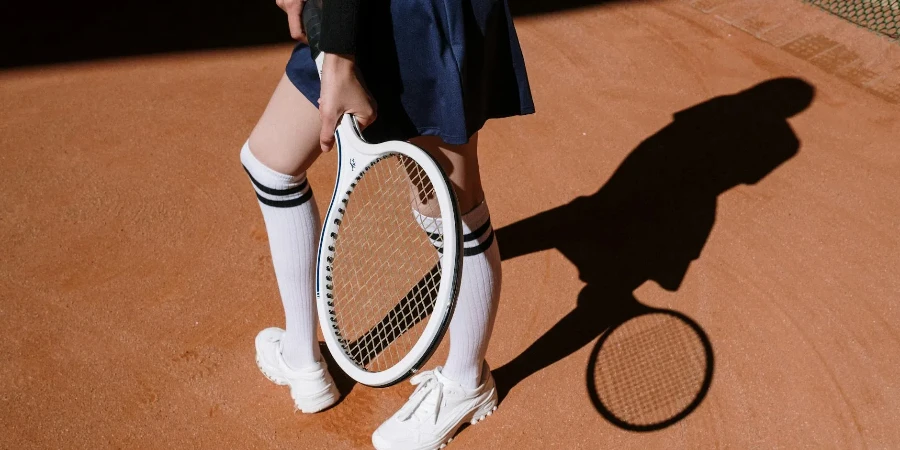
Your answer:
[406,372,446,421]
[433,367,464,391]
[402,388,439,422]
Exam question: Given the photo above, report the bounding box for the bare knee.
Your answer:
[246,130,318,177]
[244,74,323,176]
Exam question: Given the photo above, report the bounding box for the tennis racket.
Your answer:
[303,0,465,387]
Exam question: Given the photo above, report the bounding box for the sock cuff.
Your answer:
[241,141,313,208]
[412,200,491,231]
[461,201,490,235]
[241,141,307,188]
[412,200,495,257]
[461,201,494,257]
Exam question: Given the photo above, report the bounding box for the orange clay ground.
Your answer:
[2,0,899,448]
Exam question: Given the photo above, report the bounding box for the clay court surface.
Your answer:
[2,0,899,448]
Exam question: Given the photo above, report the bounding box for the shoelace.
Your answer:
[397,371,444,424]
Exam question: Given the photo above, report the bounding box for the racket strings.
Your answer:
[330,154,445,373]
[593,313,707,427]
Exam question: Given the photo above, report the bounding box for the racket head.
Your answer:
[316,116,463,387]
[586,308,714,431]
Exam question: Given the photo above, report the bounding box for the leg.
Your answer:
[245,74,339,413]
[411,134,501,389]
[248,74,323,176]
[243,74,323,370]
[371,135,501,448]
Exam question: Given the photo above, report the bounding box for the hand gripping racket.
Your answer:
[303,0,464,387]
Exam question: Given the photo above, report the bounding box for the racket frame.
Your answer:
[314,113,463,387]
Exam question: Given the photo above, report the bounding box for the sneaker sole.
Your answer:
[441,391,498,449]
[256,353,289,386]
[387,391,498,450]
[293,385,340,414]
[435,403,498,449]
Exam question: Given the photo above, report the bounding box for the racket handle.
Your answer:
[337,113,367,145]
[302,0,324,60]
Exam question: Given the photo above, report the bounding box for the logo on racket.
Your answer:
[350,158,357,170]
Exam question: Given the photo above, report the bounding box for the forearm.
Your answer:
[320,0,362,55]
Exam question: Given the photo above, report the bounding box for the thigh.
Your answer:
[248,74,323,176]
[410,133,485,214]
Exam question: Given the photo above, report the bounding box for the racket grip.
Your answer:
[303,0,324,60]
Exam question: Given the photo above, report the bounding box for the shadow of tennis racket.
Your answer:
[587,306,713,432]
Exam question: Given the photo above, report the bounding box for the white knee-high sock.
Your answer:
[241,142,321,370]
[441,201,502,388]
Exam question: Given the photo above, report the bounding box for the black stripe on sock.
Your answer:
[243,165,308,196]
[463,230,495,257]
[463,219,492,242]
[434,230,495,256]
[255,189,313,208]
[424,218,492,242]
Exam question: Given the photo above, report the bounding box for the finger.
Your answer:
[320,110,339,152]
[351,102,377,130]
[354,111,377,130]
[287,10,305,41]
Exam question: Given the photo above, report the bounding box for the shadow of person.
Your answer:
[490,77,816,418]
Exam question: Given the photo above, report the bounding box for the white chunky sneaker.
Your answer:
[255,327,340,413]
[372,364,498,450]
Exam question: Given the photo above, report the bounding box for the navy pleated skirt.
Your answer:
[285,0,535,145]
